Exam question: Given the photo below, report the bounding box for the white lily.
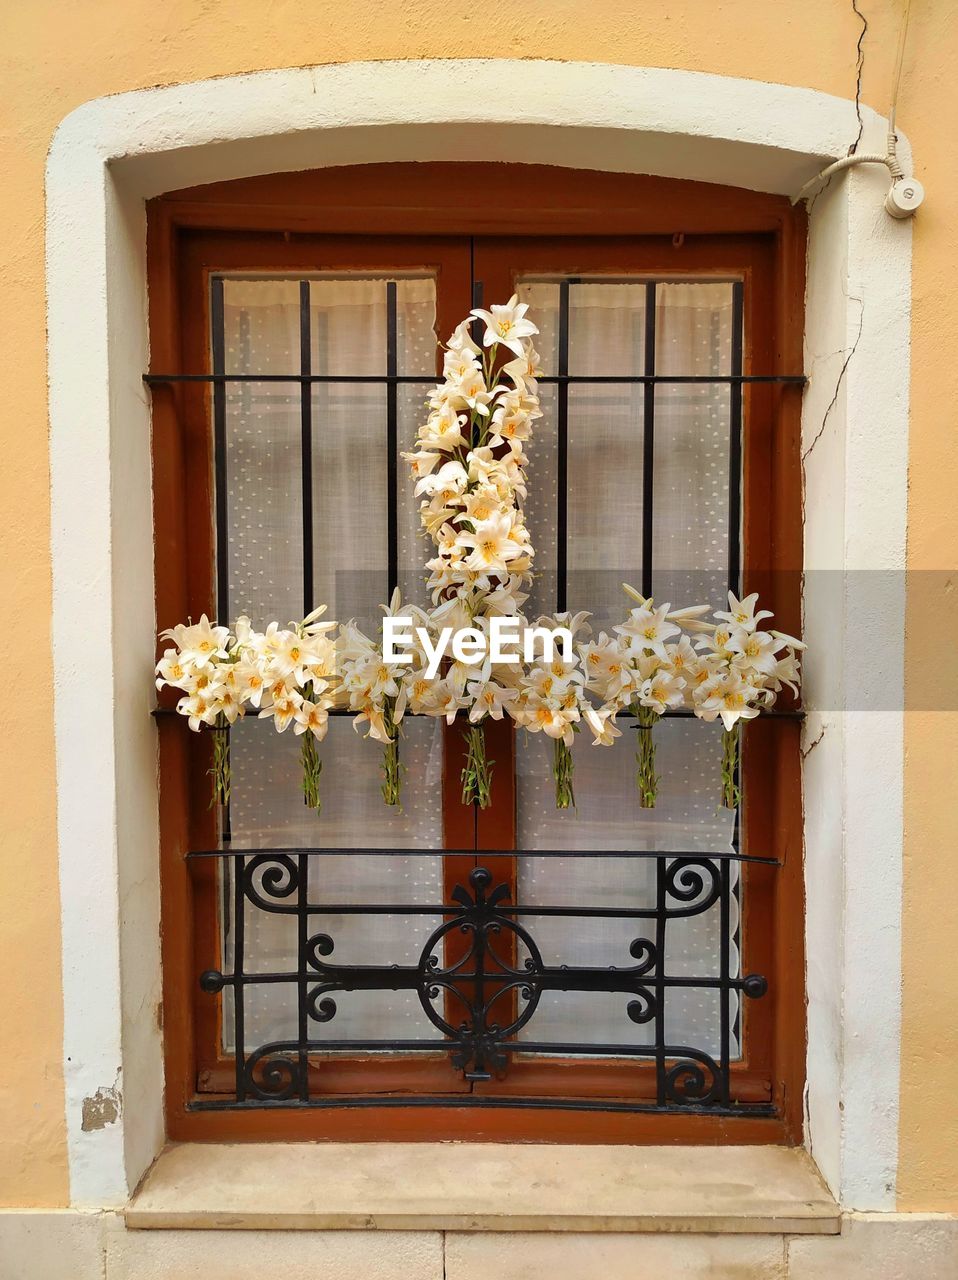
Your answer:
[459,486,503,525]
[232,656,270,708]
[155,648,193,691]
[638,669,686,717]
[415,458,469,502]
[447,365,494,416]
[469,294,539,357]
[293,697,334,741]
[261,688,302,732]
[160,614,231,668]
[727,628,780,678]
[446,318,482,357]
[614,603,681,660]
[715,590,774,633]
[176,691,220,731]
[352,704,392,744]
[583,704,622,746]
[502,342,543,391]
[402,448,442,480]
[300,603,337,635]
[455,512,525,574]
[695,670,762,732]
[466,679,518,722]
[419,403,467,450]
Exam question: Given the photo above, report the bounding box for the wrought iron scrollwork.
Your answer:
[194,848,772,1116]
[244,853,301,914]
[241,1043,304,1102]
[662,1048,723,1106]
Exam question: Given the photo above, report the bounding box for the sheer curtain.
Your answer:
[514,278,740,1058]
[220,276,440,1048]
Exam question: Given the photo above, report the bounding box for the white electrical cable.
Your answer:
[792,0,919,214]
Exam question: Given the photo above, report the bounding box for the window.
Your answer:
[151,164,805,1142]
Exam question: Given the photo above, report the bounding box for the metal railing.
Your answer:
[190,846,774,1116]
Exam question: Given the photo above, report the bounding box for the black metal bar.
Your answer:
[470,275,484,349]
[719,857,731,1106]
[386,281,399,597]
[190,1095,775,1117]
[207,1038,703,1058]
[728,281,745,596]
[153,703,807,722]
[299,281,314,617]
[204,968,760,992]
[233,852,246,1102]
[556,280,570,612]
[296,851,309,1101]
[654,855,667,1106]
[619,705,805,720]
[187,901,751,921]
[210,278,229,622]
[144,372,806,386]
[210,280,233,844]
[642,282,657,599]
[187,847,779,865]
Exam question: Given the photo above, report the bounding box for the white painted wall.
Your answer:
[802,141,910,1205]
[46,58,910,1209]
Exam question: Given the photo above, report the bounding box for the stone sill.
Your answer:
[125,1142,839,1234]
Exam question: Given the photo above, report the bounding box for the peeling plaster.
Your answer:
[80,1075,121,1133]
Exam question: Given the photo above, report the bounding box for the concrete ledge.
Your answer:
[125,1142,839,1234]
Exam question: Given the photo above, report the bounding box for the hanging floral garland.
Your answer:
[154,299,803,816]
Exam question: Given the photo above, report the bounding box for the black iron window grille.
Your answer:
[194,848,773,1116]
[148,267,803,1119]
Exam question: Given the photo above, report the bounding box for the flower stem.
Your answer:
[300,731,323,811]
[553,737,576,810]
[721,723,741,810]
[461,721,494,809]
[381,697,404,808]
[633,703,660,808]
[210,714,231,809]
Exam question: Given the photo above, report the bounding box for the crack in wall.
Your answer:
[807,2,869,215]
[849,0,868,154]
[802,298,865,467]
[802,725,827,759]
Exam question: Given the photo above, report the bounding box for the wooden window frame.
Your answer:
[149,163,806,1145]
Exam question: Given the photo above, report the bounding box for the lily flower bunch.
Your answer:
[580,586,712,808]
[339,594,533,809]
[336,590,435,807]
[689,591,804,808]
[156,606,337,810]
[511,612,608,809]
[399,297,543,804]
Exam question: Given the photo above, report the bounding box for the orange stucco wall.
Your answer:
[0,0,953,1209]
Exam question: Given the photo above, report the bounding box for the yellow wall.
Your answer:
[0,0,953,1209]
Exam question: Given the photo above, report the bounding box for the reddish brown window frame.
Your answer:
[149,163,806,1145]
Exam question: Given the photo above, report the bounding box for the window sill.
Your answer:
[125,1142,839,1234]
